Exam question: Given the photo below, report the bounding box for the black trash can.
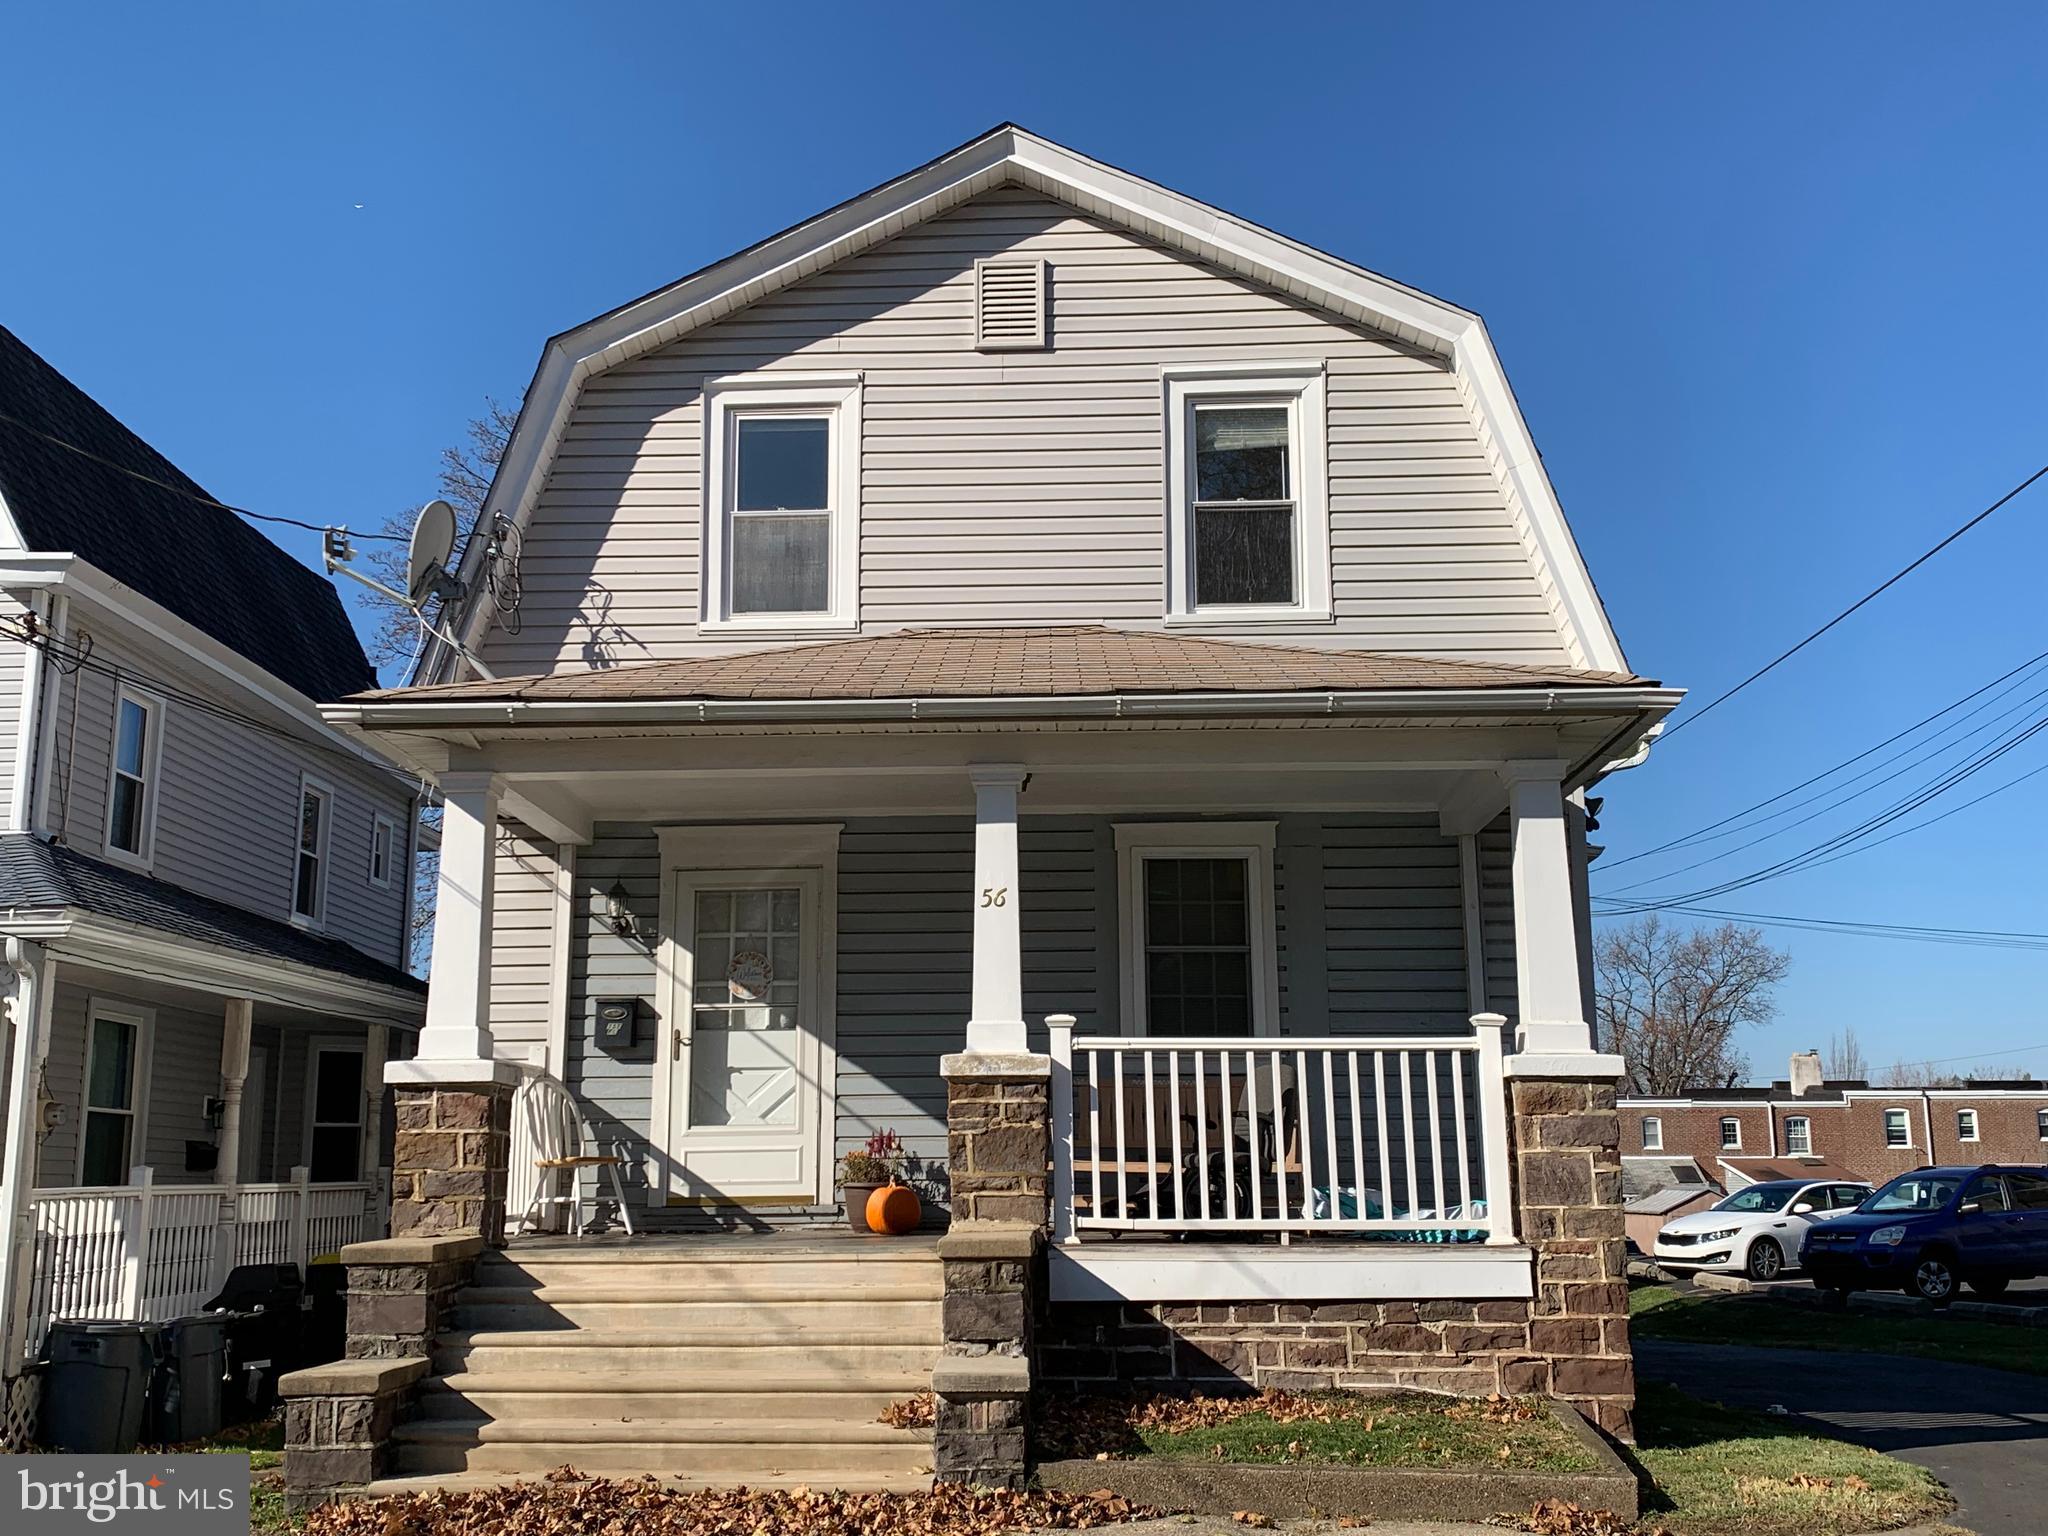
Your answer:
[150,1312,228,1444]
[40,1320,159,1452]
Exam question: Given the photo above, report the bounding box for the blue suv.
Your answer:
[1801,1164,2048,1305]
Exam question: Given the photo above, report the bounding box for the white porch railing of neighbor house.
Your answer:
[17,1168,380,1357]
[1049,1014,1514,1245]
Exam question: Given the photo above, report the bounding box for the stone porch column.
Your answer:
[385,771,518,1242]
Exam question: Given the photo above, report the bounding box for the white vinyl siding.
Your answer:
[0,604,28,826]
[487,826,560,1062]
[480,187,1574,673]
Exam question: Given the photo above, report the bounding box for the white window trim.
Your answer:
[1640,1115,1663,1151]
[1719,1116,1742,1151]
[1882,1106,1913,1149]
[700,371,863,635]
[1784,1115,1812,1155]
[1956,1107,1980,1142]
[292,775,334,930]
[1161,361,1330,625]
[369,811,396,889]
[302,1034,368,1181]
[77,999,155,1184]
[101,685,165,872]
[1114,821,1281,1037]
[2038,1108,2047,1142]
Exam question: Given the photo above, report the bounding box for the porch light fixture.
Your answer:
[605,880,639,940]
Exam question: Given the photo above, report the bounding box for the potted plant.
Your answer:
[839,1128,904,1232]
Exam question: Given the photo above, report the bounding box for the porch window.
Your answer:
[1720,1116,1742,1150]
[1883,1107,1911,1148]
[1957,1107,1979,1142]
[1640,1115,1663,1151]
[1163,363,1329,623]
[1784,1115,1811,1155]
[305,1042,365,1181]
[80,1003,151,1185]
[1114,822,1279,1035]
[702,373,862,632]
[293,779,331,925]
[105,689,161,865]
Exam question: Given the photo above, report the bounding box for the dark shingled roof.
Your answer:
[0,833,423,997]
[0,325,377,702]
[361,626,1652,705]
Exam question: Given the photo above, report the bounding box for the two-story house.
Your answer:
[306,128,1678,1496]
[0,324,426,1393]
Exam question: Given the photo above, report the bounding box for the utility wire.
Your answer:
[0,409,406,542]
[1659,462,2048,741]
[1588,900,2048,951]
[1595,646,2048,873]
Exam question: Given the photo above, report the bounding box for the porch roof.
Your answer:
[357,626,1653,706]
[0,833,425,1008]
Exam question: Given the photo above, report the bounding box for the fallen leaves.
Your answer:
[1488,1500,1660,1536]
[1229,1512,1273,1528]
[879,1393,938,1430]
[309,1479,1158,1536]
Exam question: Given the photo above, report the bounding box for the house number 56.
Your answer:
[980,887,1008,907]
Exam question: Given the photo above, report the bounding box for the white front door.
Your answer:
[664,870,825,1201]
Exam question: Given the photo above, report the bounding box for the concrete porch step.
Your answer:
[445,1296,941,1331]
[435,1337,940,1379]
[473,1258,941,1296]
[390,1416,934,1477]
[416,1377,915,1423]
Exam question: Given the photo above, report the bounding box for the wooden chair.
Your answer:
[512,1069,635,1237]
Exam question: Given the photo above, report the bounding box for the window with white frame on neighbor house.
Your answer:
[1641,1115,1663,1151]
[1784,1115,1812,1155]
[105,689,160,863]
[369,812,395,888]
[702,376,860,630]
[1957,1107,1979,1141]
[1883,1107,1911,1147]
[2039,1107,2048,1141]
[80,1003,149,1185]
[306,1042,365,1181]
[1164,366,1329,623]
[294,780,332,925]
[1720,1116,1742,1149]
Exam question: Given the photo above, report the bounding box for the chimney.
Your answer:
[1789,1050,1823,1098]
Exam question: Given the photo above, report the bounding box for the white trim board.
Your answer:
[431,125,1628,681]
[1049,1244,1535,1303]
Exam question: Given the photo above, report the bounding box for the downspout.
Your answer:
[0,938,51,1374]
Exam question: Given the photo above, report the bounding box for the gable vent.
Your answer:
[975,257,1048,350]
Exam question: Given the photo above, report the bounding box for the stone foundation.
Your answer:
[941,1052,1051,1223]
[341,1234,486,1360]
[389,1081,513,1242]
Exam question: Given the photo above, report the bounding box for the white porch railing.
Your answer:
[17,1167,380,1359]
[1049,1014,1514,1246]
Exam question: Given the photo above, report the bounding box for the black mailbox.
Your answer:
[595,996,640,1050]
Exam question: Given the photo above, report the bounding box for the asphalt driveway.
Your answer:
[1637,1338,2048,1535]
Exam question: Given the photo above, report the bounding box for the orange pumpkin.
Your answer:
[865,1181,921,1236]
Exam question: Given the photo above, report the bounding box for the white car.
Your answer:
[1652,1178,1872,1282]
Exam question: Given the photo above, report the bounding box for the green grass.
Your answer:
[158,1415,291,1533]
[1632,1281,2048,1378]
[1630,1382,1951,1536]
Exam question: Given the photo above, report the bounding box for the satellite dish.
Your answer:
[405,500,459,608]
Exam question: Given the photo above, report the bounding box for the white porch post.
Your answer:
[1,942,55,1369]
[211,997,253,1291]
[1501,760,1606,1060]
[408,771,505,1072]
[966,765,1029,1054]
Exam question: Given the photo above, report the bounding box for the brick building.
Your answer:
[1619,1050,2048,1193]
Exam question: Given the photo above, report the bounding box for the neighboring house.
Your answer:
[313,126,1678,1489]
[0,325,427,1388]
[1620,1155,1720,1252]
[1622,1049,2048,1189]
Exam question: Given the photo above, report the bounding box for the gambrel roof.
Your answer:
[432,124,1627,680]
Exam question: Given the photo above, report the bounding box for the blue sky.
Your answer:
[4,5,2044,1078]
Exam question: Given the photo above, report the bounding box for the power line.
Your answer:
[1659,462,2048,741]
[1595,645,2048,873]
[1590,900,2048,951]
[0,409,406,542]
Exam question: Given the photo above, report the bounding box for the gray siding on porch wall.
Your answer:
[555,812,1509,1196]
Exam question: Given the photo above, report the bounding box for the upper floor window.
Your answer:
[1784,1115,1812,1155]
[369,813,395,888]
[702,373,862,632]
[1163,363,1329,624]
[1883,1107,1911,1148]
[1720,1116,1742,1150]
[104,688,161,865]
[294,778,332,926]
[1956,1107,1979,1142]
[1640,1115,1663,1151]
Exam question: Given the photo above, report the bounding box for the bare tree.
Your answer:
[359,399,520,672]
[1879,1058,2033,1088]
[1825,1029,1869,1083]
[1595,915,1792,1096]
